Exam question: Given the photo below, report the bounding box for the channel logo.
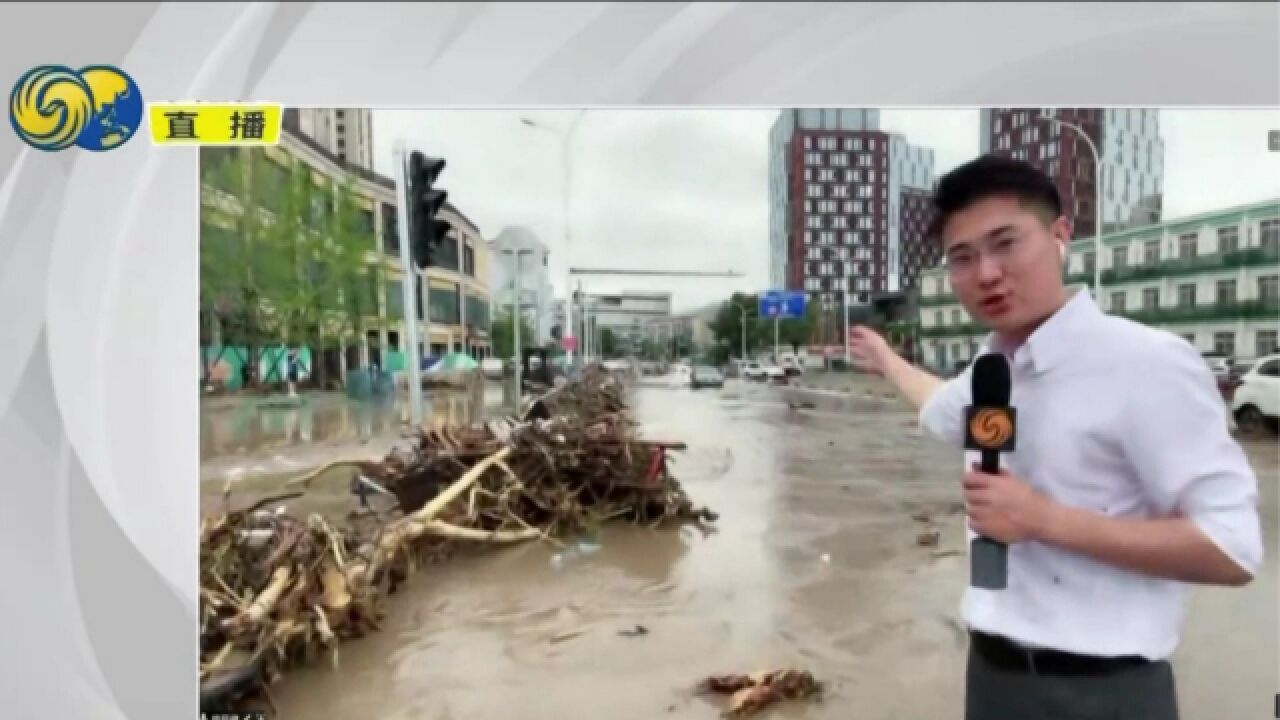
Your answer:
[9,64,143,152]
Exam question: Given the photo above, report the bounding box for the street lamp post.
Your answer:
[841,260,852,365]
[392,141,425,426]
[520,111,587,365]
[503,248,534,400]
[1039,111,1104,298]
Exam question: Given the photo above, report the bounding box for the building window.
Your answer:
[833,185,850,199]
[807,184,823,198]
[1261,219,1280,249]
[858,216,874,230]
[1178,233,1198,258]
[1216,279,1237,305]
[820,168,836,182]
[842,201,855,214]
[858,185,874,199]
[831,153,849,167]
[832,216,848,229]
[1257,330,1278,358]
[805,152,823,166]
[819,136,836,151]
[1142,287,1159,310]
[803,136,812,150]
[1083,251,1096,274]
[804,231,814,244]
[852,138,863,152]
[1177,283,1196,307]
[858,155,873,168]
[821,231,834,244]
[1111,246,1128,269]
[843,231,854,244]
[1213,331,1235,357]
[806,216,822,229]
[1258,275,1279,303]
[1217,226,1239,254]
[1048,159,1059,176]
[951,309,963,324]
[1143,239,1160,265]
[1110,291,1126,313]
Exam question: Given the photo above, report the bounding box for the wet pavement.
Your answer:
[213,377,1278,720]
[200,385,507,481]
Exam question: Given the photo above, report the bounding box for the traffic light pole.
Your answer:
[393,141,425,427]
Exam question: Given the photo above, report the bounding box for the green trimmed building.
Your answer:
[916,198,1280,372]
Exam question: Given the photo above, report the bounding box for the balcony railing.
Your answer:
[920,322,986,338]
[1102,245,1280,285]
[1117,299,1280,325]
[917,292,957,307]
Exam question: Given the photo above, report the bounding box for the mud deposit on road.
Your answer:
[263,382,969,720]
[224,379,1276,720]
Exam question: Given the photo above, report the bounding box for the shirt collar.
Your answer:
[983,289,1100,374]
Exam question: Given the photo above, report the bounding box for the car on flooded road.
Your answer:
[690,365,725,389]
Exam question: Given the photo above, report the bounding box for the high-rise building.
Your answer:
[491,226,555,346]
[980,108,1164,238]
[768,109,936,321]
[293,108,375,171]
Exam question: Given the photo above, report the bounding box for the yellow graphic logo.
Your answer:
[148,103,282,146]
[969,407,1013,449]
[10,65,143,152]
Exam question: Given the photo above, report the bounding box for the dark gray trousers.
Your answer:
[965,645,1180,720]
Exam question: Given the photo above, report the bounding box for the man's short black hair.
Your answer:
[928,154,1063,241]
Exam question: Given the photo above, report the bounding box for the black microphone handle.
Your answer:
[980,447,1000,474]
[971,447,1009,589]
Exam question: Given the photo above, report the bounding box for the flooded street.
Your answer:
[213,377,1279,720]
[262,380,953,719]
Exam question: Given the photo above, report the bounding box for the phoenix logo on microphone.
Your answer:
[969,408,1014,449]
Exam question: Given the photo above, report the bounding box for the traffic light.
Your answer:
[407,151,450,270]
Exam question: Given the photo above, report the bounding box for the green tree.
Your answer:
[200,148,381,390]
[201,147,275,387]
[599,327,619,358]
[319,177,381,384]
[492,307,536,360]
[778,295,821,354]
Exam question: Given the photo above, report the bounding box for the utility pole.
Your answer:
[392,143,424,426]
[842,265,852,365]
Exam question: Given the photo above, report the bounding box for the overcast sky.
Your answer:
[372,108,1280,312]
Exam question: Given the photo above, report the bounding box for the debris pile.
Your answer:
[199,369,713,711]
[697,669,824,718]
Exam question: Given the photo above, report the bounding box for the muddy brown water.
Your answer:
[212,378,1278,720]
[262,382,969,720]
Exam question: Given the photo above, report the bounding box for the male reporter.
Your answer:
[850,155,1262,720]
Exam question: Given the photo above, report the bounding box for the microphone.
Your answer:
[965,353,1016,590]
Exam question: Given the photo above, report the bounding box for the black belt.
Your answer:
[969,631,1151,677]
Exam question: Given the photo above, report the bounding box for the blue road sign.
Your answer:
[759,291,783,318]
[783,291,807,319]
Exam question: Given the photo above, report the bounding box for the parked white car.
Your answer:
[1231,354,1280,433]
[741,361,786,382]
[1202,351,1233,379]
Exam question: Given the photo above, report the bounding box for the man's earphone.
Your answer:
[1059,243,1066,263]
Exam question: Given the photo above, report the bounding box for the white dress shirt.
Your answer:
[920,289,1263,660]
